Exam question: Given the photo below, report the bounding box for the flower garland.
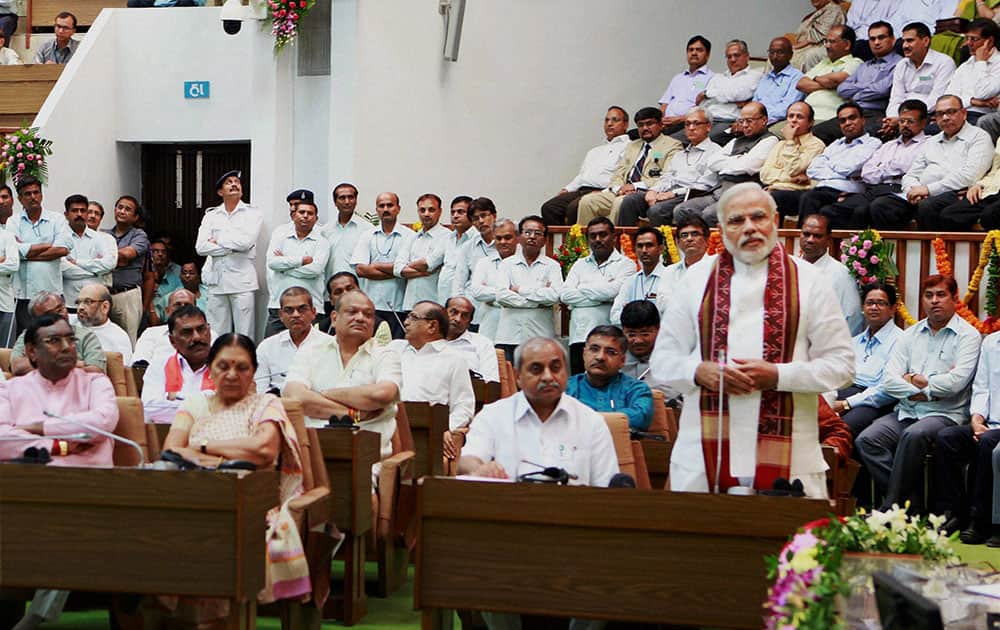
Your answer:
[618,233,639,269]
[0,126,52,186]
[930,236,1000,334]
[658,226,681,265]
[556,224,589,278]
[268,0,315,55]
[765,505,956,629]
[706,230,723,255]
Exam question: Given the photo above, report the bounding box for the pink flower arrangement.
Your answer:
[838,228,897,293]
[268,0,314,54]
[0,126,52,186]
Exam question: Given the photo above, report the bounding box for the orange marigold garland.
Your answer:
[930,237,1000,334]
[659,226,681,265]
[706,230,723,255]
[619,233,639,269]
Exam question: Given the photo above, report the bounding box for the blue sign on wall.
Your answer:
[184,81,210,99]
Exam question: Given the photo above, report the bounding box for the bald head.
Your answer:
[166,288,197,318]
[444,296,475,340]
[77,283,112,327]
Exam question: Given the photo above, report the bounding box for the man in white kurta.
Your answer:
[195,170,263,338]
[798,212,864,335]
[651,182,854,499]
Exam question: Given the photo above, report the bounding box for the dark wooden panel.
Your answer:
[405,403,448,478]
[415,478,828,628]
[31,0,127,28]
[315,427,378,533]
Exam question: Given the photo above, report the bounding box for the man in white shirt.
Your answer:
[945,18,1000,127]
[437,195,477,304]
[195,170,263,338]
[141,304,214,422]
[617,107,722,227]
[444,296,500,383]
[871,94,993,228]
[495,216,563,361]
[655,215,714,312]
[610,226,666,325]
[284,290,402,458]
[561,217,636,374]
[698,39,764,145]
[458,336,619,486]
[255,286,331,395]
[467,218,518,341]
[323,182,367,280]
[61,194,116,315]
[880,22,956,138]
[673,102,780,227]
[389,300,474,432]
[798,213,864,335]
[651,183,854,499]
[74,283,132,365]
[540,106,630,225]
[395,193,450,312]
[351,192,414,339]
[264,200,330,338]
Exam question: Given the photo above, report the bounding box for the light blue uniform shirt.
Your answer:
[12,209,72,299]
[846,321,903,409]
[752,64,805,124]
[969,331,1000,428]
[350,223,414,312]
[806,134,884,194]
[883,314,981,423]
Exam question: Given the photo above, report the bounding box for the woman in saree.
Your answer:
[143,333,308,628]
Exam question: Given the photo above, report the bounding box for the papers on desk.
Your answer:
[455,474,515,483]
[965,583,1000,599]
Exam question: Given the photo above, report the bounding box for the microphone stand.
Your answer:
[714,349,725,495]
[43,411,145,466]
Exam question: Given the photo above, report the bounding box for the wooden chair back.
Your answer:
[130,365,146,396]
[823,445,861,516]
[113,396,150,466]
[105,352,129,396]
[601,413,639,482]
[471,377,501,412]
[496,349,516,397]
[399,401,450,478]
[393,401,416,454]
[0,348,10,373]
[145,423,162,461]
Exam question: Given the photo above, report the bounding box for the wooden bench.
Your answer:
[0,64,62,128]
[29,0,127,32]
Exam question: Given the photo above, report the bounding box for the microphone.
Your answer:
[629,429,666,442]
[517,459,578,485]
[608,473,636,488]
[714,349,725,495]
[43,410,145,466]
[385,301,406,332]
[0,432,94,442]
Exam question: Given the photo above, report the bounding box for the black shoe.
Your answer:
[942,513,967,535]
[987,535,1000,548]
[959,524,990,545]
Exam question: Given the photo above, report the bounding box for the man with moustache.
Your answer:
[655,215,714,309]
[324,182,366,278]
[255,286,331,395]
[394,193,450,311]
[610,226,667,325]
[652,183,854,498]
[759,102,827,222]
[659,36,714,136]
[351,192,414,339]
[452,197,498,331]
[140,304,214,422]
[438,195,476,304]
[264,200,329,337]
[444,296,499,383]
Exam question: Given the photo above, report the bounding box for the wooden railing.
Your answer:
[0,64,62,129]
[28,0,126,35]
[546,226,994,323]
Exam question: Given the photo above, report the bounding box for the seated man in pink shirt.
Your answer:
[0,312,119,464]
[0,312,119,629]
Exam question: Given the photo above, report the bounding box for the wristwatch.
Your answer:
[200,439,209,454]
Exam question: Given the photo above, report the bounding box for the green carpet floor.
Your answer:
[37,544,1000,628]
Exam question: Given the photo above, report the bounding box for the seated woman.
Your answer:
[148,333,308,626]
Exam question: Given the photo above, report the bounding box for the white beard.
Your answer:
[724,230,778,265]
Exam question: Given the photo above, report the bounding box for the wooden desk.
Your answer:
[641,439,670,489]
[0,465,276,629]
[415,478,828,629]
[314,428,380,625]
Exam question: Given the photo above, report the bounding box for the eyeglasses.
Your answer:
[405,312,434,322]
[74,298,108,307]
[737,116,763,124]
[936,108,963,118]
[683,121,709,128]
[864,299,890,308]
[822,38,843,45]
[678,230,705,240]
[585,345,621,357]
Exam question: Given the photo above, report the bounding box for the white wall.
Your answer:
[333,0,804,222]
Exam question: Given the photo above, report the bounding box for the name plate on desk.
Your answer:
[0,465,277,598]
